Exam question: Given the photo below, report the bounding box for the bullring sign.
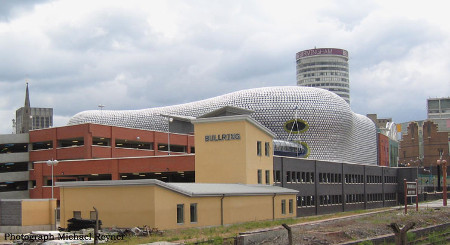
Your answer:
[205,133,241,142]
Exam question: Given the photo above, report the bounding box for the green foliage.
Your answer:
[406,232,416,242]
[358,241,373,245]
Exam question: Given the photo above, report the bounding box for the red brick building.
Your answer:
[399,121,449,167]
[377,133,389,166]
[29,124,195,199]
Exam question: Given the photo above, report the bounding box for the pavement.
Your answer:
[416,199,449,209]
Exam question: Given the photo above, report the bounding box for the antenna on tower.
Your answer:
[98,104,105,111]
[12,119,16,134]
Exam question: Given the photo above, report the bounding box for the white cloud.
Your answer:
[1,0,450,134]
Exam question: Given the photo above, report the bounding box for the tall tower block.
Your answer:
[296,48,350,104]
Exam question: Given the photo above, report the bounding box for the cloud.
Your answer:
[1,0,450,134]
[0,0,52,22]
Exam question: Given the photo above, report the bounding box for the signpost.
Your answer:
[404,179,418,214]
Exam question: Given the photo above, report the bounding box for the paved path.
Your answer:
[415,199,449,209]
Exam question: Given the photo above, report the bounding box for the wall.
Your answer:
[60,184,296,230]
[377,133,390,166]
[194,118,273,184]
[21,199,56,226]
[244,122,273,185]
[0,199,56,233]
[399,122,420,165]
[60,185,156,228]
[422,121,449,167]
[273,156,400,217]
[153,187,221,229]
[194,120,248,184]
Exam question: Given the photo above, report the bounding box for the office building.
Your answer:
[428,97,450,119]
[367,114,399,167]
[296,48,350,104]
[15,83,53,134]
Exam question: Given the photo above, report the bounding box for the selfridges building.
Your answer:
[68,86,376,164]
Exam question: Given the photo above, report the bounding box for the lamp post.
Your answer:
[437,149,447,206]
[46,159,59,199]
[415,156,423,193]
[167,117,173,155]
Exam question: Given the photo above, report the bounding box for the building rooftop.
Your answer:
[56,179,298,197]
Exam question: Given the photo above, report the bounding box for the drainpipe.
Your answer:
[221,194,225,225]
[272,193,277,220]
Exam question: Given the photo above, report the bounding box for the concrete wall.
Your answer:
[0,152,29,163]
[0,190,29,199]
[0,171,28,182]
[0,200,22,226]
[0,133,29,144]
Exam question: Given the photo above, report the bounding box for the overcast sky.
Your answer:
[1,0,449,134]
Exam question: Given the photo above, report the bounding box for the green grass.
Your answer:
[107,208,391,244]
[418,227,450,245]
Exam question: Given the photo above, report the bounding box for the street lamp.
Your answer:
[167,117,173,155]
[46,159,59,199]
[437,149,447,206]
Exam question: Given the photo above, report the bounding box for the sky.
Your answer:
[1,0,449,134]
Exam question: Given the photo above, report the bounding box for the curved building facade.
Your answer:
[68,86,376,164]
[296,48,350,104]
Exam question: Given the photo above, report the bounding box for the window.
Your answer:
[116,139,153,150]
[73,211,81,219]
[257,141,262,156]
[0,143,28,154]
[190,204,197,223]
[58,138,84,147]
[32,141,53,150]
[93,137,110,146]
[177,204,184,224]
[274,170,281,183]
[281,200,286,214]
[90,211,97,220]
[264,142,270,156]
[257,169,262,184]
[157,143,185,152]
[289,199,293,214]
[265,170,270,185]
[0,162,28,173]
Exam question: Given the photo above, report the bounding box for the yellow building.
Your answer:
[58,180,297,229]
[193,108,276,185]
[0,199,56,233]
[57,106,298,230]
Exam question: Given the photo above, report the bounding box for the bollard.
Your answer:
[389,222,415,245]
[93,207,99,245]
[281,223,292,245]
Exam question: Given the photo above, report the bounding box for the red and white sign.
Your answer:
[296,48,348,59]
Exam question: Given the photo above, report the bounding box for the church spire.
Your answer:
[25,81,31,108]
[21,81,32,133]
